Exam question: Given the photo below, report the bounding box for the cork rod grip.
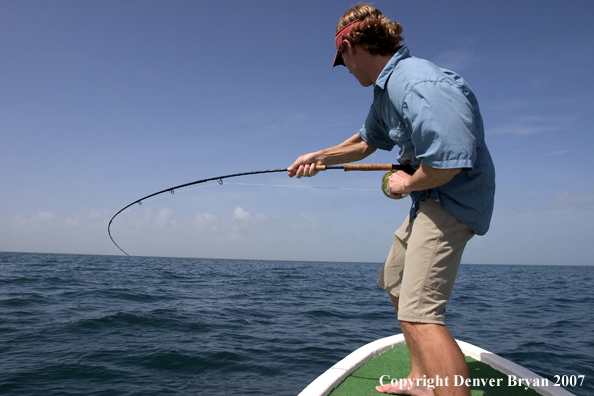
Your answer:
[343,164,393,171]
[314,163,414,173]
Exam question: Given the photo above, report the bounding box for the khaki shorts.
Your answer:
[378,199,474,324]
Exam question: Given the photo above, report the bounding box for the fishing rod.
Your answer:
[108,163,415,257]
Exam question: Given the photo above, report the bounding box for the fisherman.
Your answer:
[288,4,495,396]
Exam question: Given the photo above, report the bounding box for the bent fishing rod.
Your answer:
[108,163,415,257]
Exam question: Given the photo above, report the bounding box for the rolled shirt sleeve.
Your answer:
[359,103,396,151]
[353,45,495,235]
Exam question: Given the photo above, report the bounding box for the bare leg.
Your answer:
[376,295,470,396]
[391,295,428,381]
[401,322,470,396]
[376,294,434,395]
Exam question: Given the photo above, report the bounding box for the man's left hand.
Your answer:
[387,170,412,198]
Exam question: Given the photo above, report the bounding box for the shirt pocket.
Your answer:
[388,119,411,145]
[387,117,418,165]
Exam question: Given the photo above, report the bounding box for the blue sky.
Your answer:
[1,0,593,265]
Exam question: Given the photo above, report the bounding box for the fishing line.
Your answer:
[108,163,415,257]
[223,182,377,192]
[136,182,220,205]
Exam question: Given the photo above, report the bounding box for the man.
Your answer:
[288,5,495,396]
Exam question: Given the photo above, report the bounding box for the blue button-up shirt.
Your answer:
[359,45,495,235]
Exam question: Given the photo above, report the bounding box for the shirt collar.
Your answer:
[375,45,411,89]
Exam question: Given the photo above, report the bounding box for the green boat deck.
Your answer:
[329,343,540,396]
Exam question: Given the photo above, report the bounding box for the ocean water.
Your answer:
[0,252,592,396]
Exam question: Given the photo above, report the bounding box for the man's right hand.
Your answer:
[287,134,376,178]
[287,152,321,178]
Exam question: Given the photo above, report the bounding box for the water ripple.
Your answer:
[0,253,592,396]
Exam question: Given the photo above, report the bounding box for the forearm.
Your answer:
[387,163,461,197]
[288,134,376,178]
[315,134,376,165]
[407,163,461,191]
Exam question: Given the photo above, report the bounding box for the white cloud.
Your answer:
[547,191,594,212]
[233,207,250,220]
[0,205,387,262]
[488,115,566,136]
[464,196,594,266]
[493,100,528,112]
[2,198,592,266]
[502,190,594,216]
[432,48,480,71]
[332,199,348,209]
[550,150,568,156]
[36,211,57,221]
[0,210,112,254]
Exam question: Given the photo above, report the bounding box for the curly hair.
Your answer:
[336,4,404,56]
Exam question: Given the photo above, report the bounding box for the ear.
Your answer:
[342,39,354,53]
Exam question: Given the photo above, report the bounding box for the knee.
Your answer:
[399,320,416,334]
[388,293,399,313]
[399,320,445,339]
